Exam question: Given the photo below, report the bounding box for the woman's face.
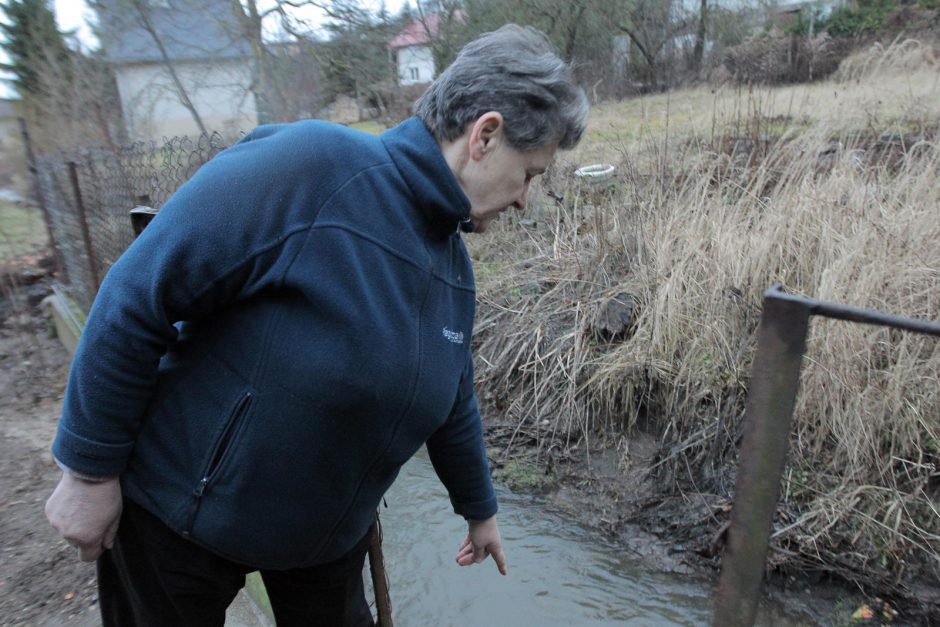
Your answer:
[463,140,556,233]
[448,113,557,234]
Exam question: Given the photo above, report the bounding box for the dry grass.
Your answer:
[469,39,940,608]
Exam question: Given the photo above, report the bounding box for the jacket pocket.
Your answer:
[184,391,253,536]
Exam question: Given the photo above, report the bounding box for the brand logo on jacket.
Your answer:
[442,327,465,344]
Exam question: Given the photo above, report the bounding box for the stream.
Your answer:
[374,448,806,626]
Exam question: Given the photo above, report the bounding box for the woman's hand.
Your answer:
[45,473,122,561]
[455,515,507,575]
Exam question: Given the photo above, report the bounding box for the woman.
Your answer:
[46,23,587,626]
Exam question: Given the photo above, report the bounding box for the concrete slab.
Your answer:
[225,590,274,627]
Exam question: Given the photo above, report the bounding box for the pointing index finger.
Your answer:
[492,546,508,576]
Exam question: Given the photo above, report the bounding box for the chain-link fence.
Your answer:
[33,133,230,311]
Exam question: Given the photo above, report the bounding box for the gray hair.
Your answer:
[414,24,588,151]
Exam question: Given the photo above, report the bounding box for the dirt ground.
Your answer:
[0,275,101,627]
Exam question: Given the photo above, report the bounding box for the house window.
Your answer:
[409,67,419,81]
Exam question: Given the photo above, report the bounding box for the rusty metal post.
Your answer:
[714,284,940,626]
[715,288,811,627]
[67,161,101,292]
[368,512,393,627]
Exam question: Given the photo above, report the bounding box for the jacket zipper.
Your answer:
[184,391,253,536]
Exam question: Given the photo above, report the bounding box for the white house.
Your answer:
[96,0,257,142]
[388,14,440,86]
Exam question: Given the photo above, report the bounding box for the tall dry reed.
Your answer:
[469,40,940,605]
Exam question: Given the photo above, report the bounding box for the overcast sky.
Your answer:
[54,0,96,47]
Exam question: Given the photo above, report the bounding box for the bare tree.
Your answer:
[692,0,708,73]
[411,0,470,69]
[605,0,678,90]
[223,0,331,123]
[462,0,586,59]
[298,2,405,115]
[462,0,690,94]
[126,0,208,135]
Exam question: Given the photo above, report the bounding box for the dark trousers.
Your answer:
[97,499,375,627]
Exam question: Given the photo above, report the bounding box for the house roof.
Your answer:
[97,0,251,64]
[388,13,441,50]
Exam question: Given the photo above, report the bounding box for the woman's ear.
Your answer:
[468,111,504,161]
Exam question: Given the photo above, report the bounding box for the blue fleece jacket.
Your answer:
[52,118,498,569]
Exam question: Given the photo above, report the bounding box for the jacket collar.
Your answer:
[381,117,471,238]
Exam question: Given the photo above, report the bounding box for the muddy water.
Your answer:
[377,448,804,626]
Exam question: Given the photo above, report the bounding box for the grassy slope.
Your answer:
[469,40,939,615]
[0,201,48,264]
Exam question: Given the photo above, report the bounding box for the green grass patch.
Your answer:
[0,201,47,263]
[497,459,555,493]
[349,120,387,135]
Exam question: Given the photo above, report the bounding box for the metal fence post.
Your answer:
[714,284,940,626]
[714,291,810,626]
[67,161,100,293]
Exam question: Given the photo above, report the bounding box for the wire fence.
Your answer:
[32,132,230,311]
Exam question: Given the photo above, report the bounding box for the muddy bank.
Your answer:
[482,413,932,626]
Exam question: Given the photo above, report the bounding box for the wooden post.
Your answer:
[368,512,393,627]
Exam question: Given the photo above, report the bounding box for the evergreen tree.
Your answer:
[0,0,71,97]
[1,0,122,153]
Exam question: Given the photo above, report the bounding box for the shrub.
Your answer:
[822,1,902,37]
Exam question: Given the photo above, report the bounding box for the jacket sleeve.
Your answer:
[51,127,312,478]
[426,352,498,520]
